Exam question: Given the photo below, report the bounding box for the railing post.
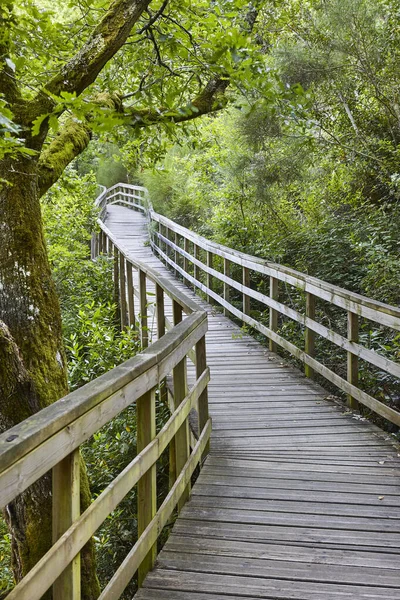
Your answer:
[139,268,148,348]
[183,237,189,285]
[165,226,170,261]
[305,292,316,378]
[206,251,213,303]
[196,333,209,461]
[193,244,199,289]
[113,246,121,325]
[269,276,279,353]
[52,449,81,599]
[174,232,178,276]
[119,253,127,329]
[170,301,190,510]
[242,266,250,320]
[156,283,165,340]
[137,387,156,587]
[92,232,99,258]
[158,222,163,254]
[224,258,230,316]
[126,261,136,328]
[347,311,359,410]
[156,283,168,407]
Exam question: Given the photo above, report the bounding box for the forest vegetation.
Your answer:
[0,0,399,597]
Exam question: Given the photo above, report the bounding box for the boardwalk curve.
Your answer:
[103,200,400,600]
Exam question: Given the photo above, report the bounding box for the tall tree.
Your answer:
[0,0,263,596]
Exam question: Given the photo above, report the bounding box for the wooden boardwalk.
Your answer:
[105,205,400,600]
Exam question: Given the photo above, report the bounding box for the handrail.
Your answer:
[0,185,210,600]
[107,183,400,429]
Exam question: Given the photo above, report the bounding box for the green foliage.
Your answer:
[0,518,12,598]
[65,301,140,390]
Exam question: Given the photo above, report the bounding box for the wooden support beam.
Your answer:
[139,268,148,348]
[243,266,250,320]
[347,311,359,410]
[126,261,136,328]
[269,276,279,353]
[305,292,316,378]
[119,253,127,329]
[137,388,157,586]
[52,449,80,599]
[196,334,209,461]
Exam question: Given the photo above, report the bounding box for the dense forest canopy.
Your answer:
[0,0,399,597]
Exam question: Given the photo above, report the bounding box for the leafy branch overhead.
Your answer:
[0,0,265,176]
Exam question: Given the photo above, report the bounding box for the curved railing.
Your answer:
[103,182,400,429]
[0,185,210,600]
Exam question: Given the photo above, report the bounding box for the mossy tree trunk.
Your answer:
[0,155,100,599]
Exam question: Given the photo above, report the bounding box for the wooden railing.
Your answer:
[104,182,400,429]
[0,196,210,599]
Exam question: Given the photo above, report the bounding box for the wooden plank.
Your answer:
[157,551,400,588]
[164,535,400,569]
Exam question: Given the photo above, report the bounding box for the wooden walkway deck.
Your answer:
[105,205,400,600]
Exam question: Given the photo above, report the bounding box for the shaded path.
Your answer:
[105,205,400,600]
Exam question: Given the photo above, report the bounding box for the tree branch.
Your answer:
[137,0,169,34]
[38,0,153,105]
[126,77,230,126]
[37,119,92,197]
